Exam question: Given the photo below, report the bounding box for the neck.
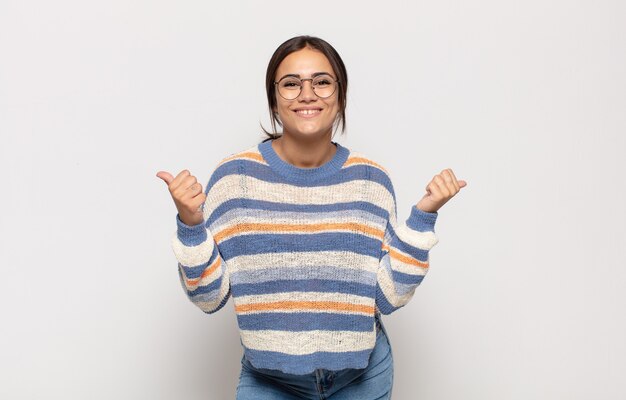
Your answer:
[272,133,337,168]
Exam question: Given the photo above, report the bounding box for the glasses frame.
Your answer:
[273,74,340,100]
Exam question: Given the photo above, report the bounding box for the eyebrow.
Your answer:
[277,72,334,80]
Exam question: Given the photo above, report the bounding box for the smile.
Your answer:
[294,109,322,118]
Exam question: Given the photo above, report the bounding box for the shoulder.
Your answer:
[214,142,265,170]
[344,148,389,175]
[204,142,265,191]
[343,147,395,191]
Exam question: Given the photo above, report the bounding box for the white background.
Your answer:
[1,0,625,399]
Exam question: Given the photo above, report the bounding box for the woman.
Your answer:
[157,35,466,399]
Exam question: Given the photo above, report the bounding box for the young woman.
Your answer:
[157,35,466,399]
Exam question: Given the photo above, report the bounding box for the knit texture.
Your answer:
[171,139,439,375]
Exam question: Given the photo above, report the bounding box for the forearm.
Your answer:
[172,214,231,314]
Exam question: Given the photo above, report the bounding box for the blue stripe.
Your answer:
[388,224,430,261]
[202,286,231,315]
[191,289,223,303]
[176,214,208,246]
[207,157,393,195]
[207,198,389,227]
[391,269,425,285]
[379,254,425,295]
[375,284,401,315]
[220,232,381,260]
[177,269,231,314]
[406,205,438,231]
[237,312,373,331]
[231,279,375,297]
[231,266,376,286]
[243,347,374,375]
[188,275,223,296]
[394,282,417,297]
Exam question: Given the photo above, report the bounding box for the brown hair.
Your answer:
[260,35,348,142]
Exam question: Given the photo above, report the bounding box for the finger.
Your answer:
[173,175,198,197]
[156,171,174,185]
[432,175,451,198]
[183,192,207,215]
[442,169,459,193]
[424,181,443,209]
[427,180,444,201]
[181,175,198,190]
[179,182,203,204]
[447,169,466,190]
[181,189,206,214]
[191,192,207,211]
[187,182,204,197]
[170,170,191,191]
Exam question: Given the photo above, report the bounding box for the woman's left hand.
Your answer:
[416,168,467,213]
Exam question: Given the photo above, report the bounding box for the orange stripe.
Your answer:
[235,301,375,314]
[186,257,222,287]
[214,222,384,242]
[217,151,266,168]
[389,248,429,268]
[344,156,387,173]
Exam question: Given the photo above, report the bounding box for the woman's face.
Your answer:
[273,47,340,141]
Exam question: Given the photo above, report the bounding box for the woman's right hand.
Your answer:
[156,170,206,226]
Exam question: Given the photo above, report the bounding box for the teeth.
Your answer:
[296,109,321,115]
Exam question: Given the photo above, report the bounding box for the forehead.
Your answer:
[275,47,335,78]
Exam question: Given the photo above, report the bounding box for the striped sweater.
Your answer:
[171,138,439,375]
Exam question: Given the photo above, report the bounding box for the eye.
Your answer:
[313,77,333,87]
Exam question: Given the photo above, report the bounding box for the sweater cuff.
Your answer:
[176,214,207,246]
[406,206,438,232]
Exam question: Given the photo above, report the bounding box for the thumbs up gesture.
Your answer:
[156,170,206,226]
[416,168,467,213]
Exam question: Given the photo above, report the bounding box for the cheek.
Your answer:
[276,107,293,123]
[328,99,340,116]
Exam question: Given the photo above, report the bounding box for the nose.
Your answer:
[298,79,317,102]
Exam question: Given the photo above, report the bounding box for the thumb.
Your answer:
[459,180,467,188]
[156,171,174,186]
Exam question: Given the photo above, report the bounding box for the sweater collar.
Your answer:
[258,139,350,183]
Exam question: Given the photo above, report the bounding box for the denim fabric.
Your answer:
[236,314,394,399]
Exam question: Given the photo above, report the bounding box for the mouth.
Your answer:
[293,108,323,118]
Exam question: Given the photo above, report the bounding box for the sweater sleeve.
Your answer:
[375,192,439,315]
[172,212,231,314]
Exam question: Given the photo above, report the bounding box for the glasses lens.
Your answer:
[278,77,301,100]
[312,75,337,98]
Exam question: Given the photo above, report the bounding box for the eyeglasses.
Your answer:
[274,74,339,100]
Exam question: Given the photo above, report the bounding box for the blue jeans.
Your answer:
[236,314,394,399]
